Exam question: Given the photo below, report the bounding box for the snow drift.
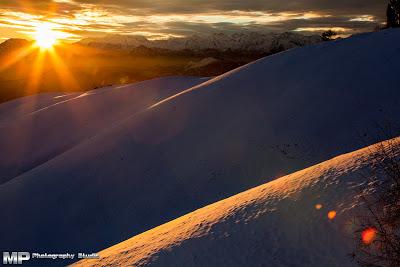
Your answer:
[72,138,400,267]
[1,29,400,258]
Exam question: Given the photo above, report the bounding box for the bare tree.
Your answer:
[351,133,400,267]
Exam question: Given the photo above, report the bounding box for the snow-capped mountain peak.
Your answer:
[77,31,322,52]
[79,34,151,48]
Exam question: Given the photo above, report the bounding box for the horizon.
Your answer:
[0,29,329,44]
[0,0,386,43]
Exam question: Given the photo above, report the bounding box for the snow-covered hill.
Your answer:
[78,31,322,52]
[72,138,400,267]
[1,29,400,261]
[0,76,208,184]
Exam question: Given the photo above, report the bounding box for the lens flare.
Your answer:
[361,228,377,245]
[328,210,337,220]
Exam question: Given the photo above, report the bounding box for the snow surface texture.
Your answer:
[1,29,400,259]
[73,138,400,267]
[0,76,208,184]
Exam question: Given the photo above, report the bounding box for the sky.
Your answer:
[0,0,387,42]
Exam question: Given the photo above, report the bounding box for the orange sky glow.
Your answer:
[0,0,385,43]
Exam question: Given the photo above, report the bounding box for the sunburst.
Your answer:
[33,24,58,49]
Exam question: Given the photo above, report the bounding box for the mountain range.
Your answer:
[0,31,324,103]
[77,32,323,52]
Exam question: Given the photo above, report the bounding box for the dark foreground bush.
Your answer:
[352,136,400,267]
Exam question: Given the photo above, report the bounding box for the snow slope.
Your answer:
[73,138,400,267]
[0,76,209,184]
[1,29,400,258]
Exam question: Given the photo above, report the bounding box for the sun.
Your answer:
[33,24,58,49]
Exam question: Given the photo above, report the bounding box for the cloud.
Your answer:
[71,0,386,17]
[0,0,387,41]
[0,0,80,16]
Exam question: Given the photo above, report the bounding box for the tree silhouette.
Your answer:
[321,30,337,41]
[351,124,400,267]
[387,0,400,28]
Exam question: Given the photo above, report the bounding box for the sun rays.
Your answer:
[0,22,81,98]
[33,24,58,49]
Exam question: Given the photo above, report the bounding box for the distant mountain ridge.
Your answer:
[77,32,323,52]
[0,32,322,56]
[0,38,32,54]
[0,31,323,104]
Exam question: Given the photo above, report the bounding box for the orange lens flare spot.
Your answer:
[315,204,323,210]
[361,228,377,245]
[328,210,337,220]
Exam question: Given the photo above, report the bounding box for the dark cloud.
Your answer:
[0,0,388,40]
[72,0,387,17]
[122,16,378,37]
[68,0,387,36]
[0,0,81,17]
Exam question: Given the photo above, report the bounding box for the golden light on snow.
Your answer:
[361,228,377,245]
[315,204,322,210]
[33,24,58,49]
[327,210,337,220]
